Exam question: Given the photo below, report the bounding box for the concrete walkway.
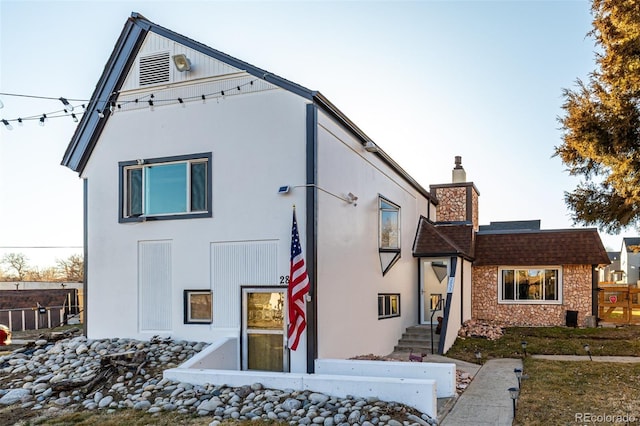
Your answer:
[439,358,522,426]
[531,354,640,363]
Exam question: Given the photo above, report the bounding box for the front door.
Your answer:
[241,288,288,372]
[420,259,448,324]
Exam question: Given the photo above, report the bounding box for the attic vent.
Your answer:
[139,52,170,86]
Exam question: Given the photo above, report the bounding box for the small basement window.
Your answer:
[184,290,213,324]
[378,293,400,319]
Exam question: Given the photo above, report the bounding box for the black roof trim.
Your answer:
[61,16,145,172]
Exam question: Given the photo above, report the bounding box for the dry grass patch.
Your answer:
[514,359,640,426]
[447,325,640,363]
[0,405,288,425]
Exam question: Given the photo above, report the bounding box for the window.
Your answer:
[499,267,562,304]
[379,197,400,249]
[378,293,400,319]
[184,290,213,324]
[378,196,401,275]
[119,153,211,222]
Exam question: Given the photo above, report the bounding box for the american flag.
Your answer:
[288,208,309,351]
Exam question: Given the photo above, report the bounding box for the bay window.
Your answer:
[378,196,401,275]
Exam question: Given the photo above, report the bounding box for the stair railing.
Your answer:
[430,297,445,355]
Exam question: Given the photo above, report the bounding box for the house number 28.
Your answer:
[280,275,290,284]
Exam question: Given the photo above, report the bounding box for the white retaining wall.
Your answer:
[163,367,437,418]
[315,358,456,398]
[164,339,451,419]
[179,338,238,370]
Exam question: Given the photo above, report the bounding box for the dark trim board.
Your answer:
[83,178,88,337]
[305,104,318,374]
[438,256,457,355]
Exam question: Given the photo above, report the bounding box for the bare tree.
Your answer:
[1,253,30,281]
[56,254,84,282]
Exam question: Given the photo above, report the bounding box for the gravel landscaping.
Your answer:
[0,331,436,425]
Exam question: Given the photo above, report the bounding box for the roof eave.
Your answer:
[313,93,433,202]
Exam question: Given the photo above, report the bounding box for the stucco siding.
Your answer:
[314,111,430,359]
[472,265,593,326]
[82,86,308,344]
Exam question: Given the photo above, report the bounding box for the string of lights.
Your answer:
[0,77,260,131]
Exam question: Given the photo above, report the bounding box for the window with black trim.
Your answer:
[184,290,213,324]
[499,267,562,304]
[378,293,400,319]
[119,153,212,222]
[378,196,401,275]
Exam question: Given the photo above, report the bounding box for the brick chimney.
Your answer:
[430,156,480,231]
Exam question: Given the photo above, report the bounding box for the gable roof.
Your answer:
[412,216,474,260]
[622,237,640,252]
[60,12,432,201]
[474,228,610,266]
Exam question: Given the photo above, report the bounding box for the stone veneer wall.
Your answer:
[472,265,593,326]
[435,187,467,222]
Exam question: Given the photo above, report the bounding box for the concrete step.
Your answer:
[395,325,441,354]
[394,343,438,353]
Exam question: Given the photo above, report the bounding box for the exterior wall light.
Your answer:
[172,54,191,72]
[364,141,378,153]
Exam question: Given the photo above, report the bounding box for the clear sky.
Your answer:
[0,0,637,268]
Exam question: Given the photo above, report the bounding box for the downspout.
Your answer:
[460,260,464,325]
[592,265,599,320]
[305,104,318,373]
[438,256,458,355]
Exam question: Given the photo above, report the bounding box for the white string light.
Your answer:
[59,97,74,112]
[0,78,261,128]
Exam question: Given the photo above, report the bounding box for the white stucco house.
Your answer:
[61,14,609,382]
[620,238,640,285]
[61,13,459,375]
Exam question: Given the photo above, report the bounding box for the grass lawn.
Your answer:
[447,325,640,426]
[515,359,640,425]
[446,325,640,363]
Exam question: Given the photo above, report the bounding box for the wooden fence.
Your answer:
[598,286,640,324]
[0,305,81,331]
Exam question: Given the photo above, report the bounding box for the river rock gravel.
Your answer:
[0,335,436,425]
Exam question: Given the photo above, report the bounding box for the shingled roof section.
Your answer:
[474,228,610,266]
[412,216,474,259]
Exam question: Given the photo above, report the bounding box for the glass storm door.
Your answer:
[420,259,448,324]
[242,288,288,372]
